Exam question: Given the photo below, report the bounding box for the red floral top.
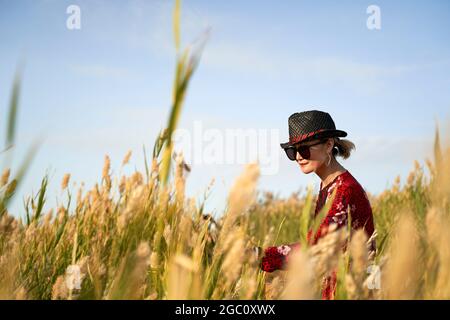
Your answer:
[260,170,376,299]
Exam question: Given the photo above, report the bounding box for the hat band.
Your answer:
[289,129,326,145]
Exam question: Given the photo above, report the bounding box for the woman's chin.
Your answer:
[299,163,314,174]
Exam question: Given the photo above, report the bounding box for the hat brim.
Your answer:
[280,129,347,149]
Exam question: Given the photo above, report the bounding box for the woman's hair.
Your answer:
[331,137,355,159]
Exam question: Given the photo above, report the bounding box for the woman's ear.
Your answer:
[326,138,334,153]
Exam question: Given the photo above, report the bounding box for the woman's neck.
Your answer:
[316,157,346,190]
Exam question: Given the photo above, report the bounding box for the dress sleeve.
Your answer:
[260,183,376,273]
[346,187,376,252]
[260,242,301,272]
[260,186,351,272]
[327,186,352,229]
[324,184,376,251]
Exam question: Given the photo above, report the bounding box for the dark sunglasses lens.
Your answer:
[285,148,297,161]
[297,146,310,159]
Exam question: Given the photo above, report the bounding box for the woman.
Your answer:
[259,110,376,300]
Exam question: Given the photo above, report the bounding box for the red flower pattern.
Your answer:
[260,170,376,299]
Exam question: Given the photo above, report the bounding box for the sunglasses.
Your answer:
[284,139,327,161]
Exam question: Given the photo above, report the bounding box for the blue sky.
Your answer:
[0,0,449,218]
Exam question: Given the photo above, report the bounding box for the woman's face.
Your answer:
[295,138,334,173]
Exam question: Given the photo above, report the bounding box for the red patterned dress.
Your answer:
[260,170,376,299]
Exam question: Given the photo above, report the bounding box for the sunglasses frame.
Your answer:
[284,139,328,161]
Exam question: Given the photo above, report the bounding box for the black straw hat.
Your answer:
[280,110,347,149]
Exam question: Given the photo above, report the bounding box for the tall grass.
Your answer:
[0,0,449,300]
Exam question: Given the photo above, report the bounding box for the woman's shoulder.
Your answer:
[329,171,367,199]
[341,171,371,203]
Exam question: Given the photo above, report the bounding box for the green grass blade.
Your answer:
[5,68,22,150]
[434,119,442,170]
[1,138,41,218]
[173,0,181,53]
